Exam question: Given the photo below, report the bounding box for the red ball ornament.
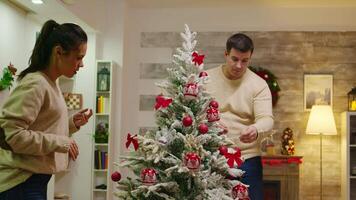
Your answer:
[219,146,228,155]
[182,115,193,127]
[183,83,199,100]
[209,100,219,109]
[199,71,208,78]
[141,168,157,185]
[111,171,121,182]
[198,123,209,134]
[232,183,250,200]
[184,152,201,170]
[206,107,220,122]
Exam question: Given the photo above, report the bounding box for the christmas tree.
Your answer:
[113,25,250,200]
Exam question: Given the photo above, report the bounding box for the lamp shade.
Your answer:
[306,105,337,135]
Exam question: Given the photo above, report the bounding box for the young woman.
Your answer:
[0,19,93,200]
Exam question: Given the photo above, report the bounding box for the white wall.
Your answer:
[0,1,40,106]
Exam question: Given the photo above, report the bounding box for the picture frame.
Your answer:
[304,74,333,111]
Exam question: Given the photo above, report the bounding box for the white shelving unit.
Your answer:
[92,60,115,200]
[341,111,356,200]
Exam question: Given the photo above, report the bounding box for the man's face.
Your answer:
[224,48,252,79]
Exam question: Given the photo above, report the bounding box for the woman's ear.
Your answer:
[54,45,64,57]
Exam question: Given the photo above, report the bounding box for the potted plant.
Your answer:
[94,122,108,143]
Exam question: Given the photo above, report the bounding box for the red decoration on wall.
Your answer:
[249,66,281,107]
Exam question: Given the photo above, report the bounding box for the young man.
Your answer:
[206,33,274,200]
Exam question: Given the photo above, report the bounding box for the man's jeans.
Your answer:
[0,174,52,200]
[240,156,263,200]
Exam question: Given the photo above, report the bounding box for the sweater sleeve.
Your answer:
[0,78,71,155]
[252,84,274,139]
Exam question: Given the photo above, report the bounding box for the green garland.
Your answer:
[0,67,15,91]
[249,66,281,107]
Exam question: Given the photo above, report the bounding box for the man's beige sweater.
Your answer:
[206,65,274,160]
[0,72,77,192]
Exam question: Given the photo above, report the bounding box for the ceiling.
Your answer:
[127,0,356,8]
[7,0,95,32]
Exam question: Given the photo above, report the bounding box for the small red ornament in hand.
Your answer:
[206,107,220,122]
[198,123,209,134]
[182,115,193,127]
[209,100,219,109]
[111,171,121,182]
[232,183,250,200]
[184,152,201,170]
[183,83,199,100]
[141,168,157,185]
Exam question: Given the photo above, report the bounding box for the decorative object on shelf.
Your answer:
[281,127,295,155]
[94,122,109,143]
[304,74,333,111]
[62,92,82,110]
[141,168,157,185]
[231,182,250,200]
[95,184,107,190]
[261,130,276,156]
[0,63,17,91]
[348,87,356,111]
[97,66,110,91]
[184,152,201,170]
[248,66,280,107]
[111,171,122,182]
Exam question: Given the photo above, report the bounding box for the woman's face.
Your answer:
[58,43,87,78]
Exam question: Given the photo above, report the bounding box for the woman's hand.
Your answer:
[239,126,258,143]
[68,139,79,161]
[73,108,93,128]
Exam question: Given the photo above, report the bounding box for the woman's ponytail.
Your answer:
[18,19,87,80]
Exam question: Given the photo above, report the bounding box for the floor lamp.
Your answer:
[306,105,337,200]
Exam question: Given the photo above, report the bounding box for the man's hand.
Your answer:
[73,108,93,128]
[239,126,258,143]
[68,139,79,161]
[218,121,228,134]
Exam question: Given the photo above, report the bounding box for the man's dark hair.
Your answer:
[226,33,254,54]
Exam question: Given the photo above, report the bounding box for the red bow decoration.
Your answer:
[224,148,243,168]
[192,52,205,66]
[154,95,172,110]
[126,133,138,151]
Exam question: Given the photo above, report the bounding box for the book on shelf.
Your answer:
[96,96,110,114]
[94,149,109,169]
